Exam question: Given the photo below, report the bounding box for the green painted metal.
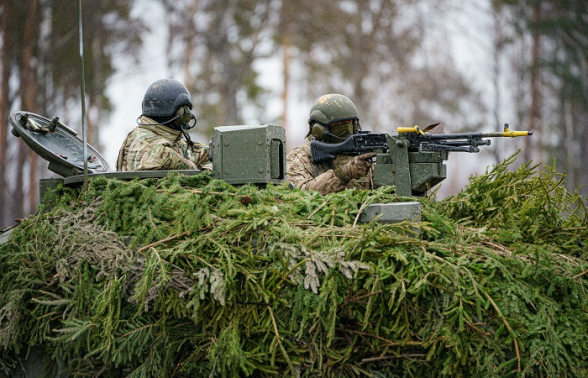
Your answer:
[374,132,448,197]
[358,202,422,224]
[10,113,287,199]
[39,178,64,201]
[211,125,286,184]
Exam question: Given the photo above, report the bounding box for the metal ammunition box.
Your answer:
[211,125,286,185]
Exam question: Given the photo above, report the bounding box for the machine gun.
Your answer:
[310,123,533,196]
[396,123,533,152]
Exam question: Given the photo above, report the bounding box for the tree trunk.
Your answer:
[0,0,10,226]
[575,101,588,199]
[183,0,199,84]
[21,0,39,216]
[282,33,290,146]
[527,1,541,163]
[351,1,368,114]
[581,117,588,200]
[490,9,503,165]
[281,0,293,131]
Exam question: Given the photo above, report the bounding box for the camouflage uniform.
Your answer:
[116,116,210,171]
[287,141,374,195]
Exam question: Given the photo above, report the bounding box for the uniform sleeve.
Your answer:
[286,147,347,195]
[119,135,197,171]
[190,143,211,170]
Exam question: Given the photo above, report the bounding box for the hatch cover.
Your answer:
[9,111,109,177]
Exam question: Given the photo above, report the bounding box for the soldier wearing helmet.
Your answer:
[287,94,375,194]
[116,79,210,171]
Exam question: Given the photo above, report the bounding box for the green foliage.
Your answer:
[1,157,587,377]
[436,153,587,253]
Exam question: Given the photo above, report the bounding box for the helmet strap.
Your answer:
[179,124,195,147]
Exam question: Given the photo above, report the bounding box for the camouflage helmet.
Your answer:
[308,94,359,127]
[142,79,193,118]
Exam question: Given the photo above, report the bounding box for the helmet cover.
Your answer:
[308,94,359,127]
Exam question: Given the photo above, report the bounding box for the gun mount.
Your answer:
[371,132,448,196]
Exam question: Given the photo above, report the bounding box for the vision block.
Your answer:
[359,202,421,224]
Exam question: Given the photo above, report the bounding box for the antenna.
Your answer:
[77,0,88,191]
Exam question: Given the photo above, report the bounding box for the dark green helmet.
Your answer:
[308,94,359,126]
[307,94,360,141]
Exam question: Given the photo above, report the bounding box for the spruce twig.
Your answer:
[483,292,521,372]
[308,197,331,219]
[137,232,188,253]
[268,307,296,375]
[347,330,425,347]
[573,269,588,279]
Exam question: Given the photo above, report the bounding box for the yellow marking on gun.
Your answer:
[397,126,424,135]
[500,130,533,137]
[498,124,532,137]
[397,123,533,138]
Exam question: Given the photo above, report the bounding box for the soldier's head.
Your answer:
[307,94,360,143]
[141,79,197,131]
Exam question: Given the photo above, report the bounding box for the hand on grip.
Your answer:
[334,152,376,182]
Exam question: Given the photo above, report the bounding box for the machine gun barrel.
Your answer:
[432,139,491,147]
[397,123,532,153]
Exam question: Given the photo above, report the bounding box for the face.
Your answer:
[325,120,355,143]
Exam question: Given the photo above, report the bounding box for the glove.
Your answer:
[334,152,376,183]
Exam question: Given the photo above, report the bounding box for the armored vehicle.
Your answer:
[1,110,428,239]
[0,110,424,377]
[4,108,581,378]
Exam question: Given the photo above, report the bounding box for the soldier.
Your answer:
[287,94,375,195]
[116,79,210,171]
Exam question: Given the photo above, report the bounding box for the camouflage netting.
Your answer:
[1,154,587,377]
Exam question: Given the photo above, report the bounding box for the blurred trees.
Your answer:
[161,0,277,132]
[491,0,588,196]
[281,0,487,131]
[0,0,144,227]
[161,0,483,136]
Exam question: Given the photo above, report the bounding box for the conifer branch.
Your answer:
[483,292,521,372]
[137,232,188,253]
[268,307,295,375]
[573,269,588,279]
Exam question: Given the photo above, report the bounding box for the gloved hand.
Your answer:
[334,152,376,183]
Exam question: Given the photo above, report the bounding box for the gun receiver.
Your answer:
[310,131,388,164]
[309,123,533,197]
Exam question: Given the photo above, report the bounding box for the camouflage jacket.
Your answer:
[287,141,374,195]
[116,116,210,171]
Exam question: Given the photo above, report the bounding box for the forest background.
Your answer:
[0,0,586,229]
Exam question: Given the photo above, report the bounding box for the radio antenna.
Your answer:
[77,0,88,191]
